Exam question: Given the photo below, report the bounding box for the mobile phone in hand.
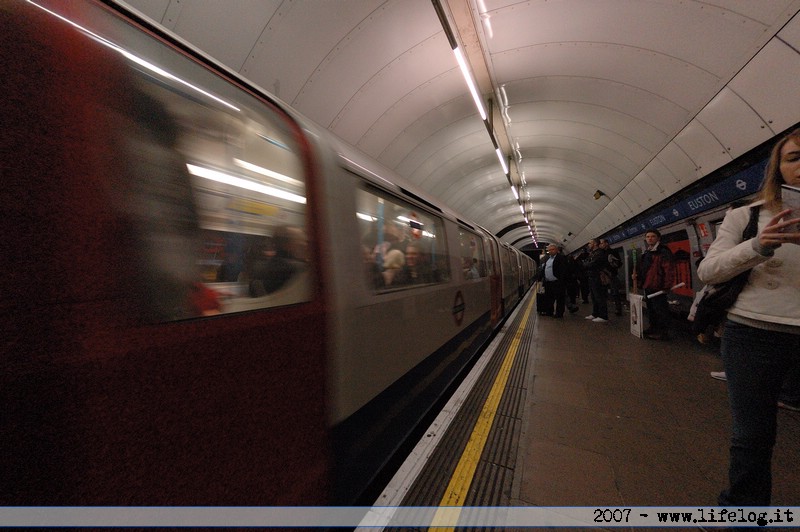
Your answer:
[781,184,800,232]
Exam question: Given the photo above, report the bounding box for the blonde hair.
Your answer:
[761,128,800,211]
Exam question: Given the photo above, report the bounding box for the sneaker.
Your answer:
[710,371,727,381]
[778,401,800,412]
[585,315,595,320]
[592,317,608,323]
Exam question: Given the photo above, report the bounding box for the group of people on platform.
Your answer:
[538,229,674,339]
[537,234,670,338]
[538,128,800,509]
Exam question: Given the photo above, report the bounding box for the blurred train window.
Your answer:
[356,186,450,291]
[64,1,312,319]
[459,228,486,280]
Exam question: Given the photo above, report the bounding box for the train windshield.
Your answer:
[31,1,314,320]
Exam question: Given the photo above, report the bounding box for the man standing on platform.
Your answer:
[541,244,569,318]
[633,229,675,340]
[584,238,610,323]
[599,239,624,316]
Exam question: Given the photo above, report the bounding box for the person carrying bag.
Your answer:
[633,229,675,340]
[697,128,800,507]
[691,206,761,335]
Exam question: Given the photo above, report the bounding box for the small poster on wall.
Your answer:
[629,294,644,338]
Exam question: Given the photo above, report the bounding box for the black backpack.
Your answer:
[692,206,760,333]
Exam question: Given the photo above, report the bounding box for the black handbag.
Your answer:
[692,206,760,332]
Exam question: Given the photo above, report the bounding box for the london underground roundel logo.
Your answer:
[453,290,465,326]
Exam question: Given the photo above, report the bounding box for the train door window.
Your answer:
[80,8,314,319]
[484,235,499,276]
[355,186,450,290]
[500,247,515,289]
[459,228,485,280]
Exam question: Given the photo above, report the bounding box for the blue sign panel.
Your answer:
[605,159,766,244]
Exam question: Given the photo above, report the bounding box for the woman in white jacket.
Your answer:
[698,128,800,506]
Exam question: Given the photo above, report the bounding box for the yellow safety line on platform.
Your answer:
[429,295,535,530]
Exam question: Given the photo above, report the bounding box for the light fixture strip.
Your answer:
[453,47,487,121]
[433,0,534,239]
[187,163,306,204]
[494,148,509,174]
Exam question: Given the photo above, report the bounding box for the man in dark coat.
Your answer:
[584,238,610,322]
[540,244,570,318]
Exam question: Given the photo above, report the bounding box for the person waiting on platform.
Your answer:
[583,238,610,322]
[697,127,800,506]
[632,229,674,340]
[564,254,581,314]
[599,239,624,316]
[574,245,591,304]
[540,244,569,318]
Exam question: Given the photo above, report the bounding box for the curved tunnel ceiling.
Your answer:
[120,0,800,252]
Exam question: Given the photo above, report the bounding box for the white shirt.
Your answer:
[544,255,557,281]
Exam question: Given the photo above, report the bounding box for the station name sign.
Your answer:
[605,159,766,244]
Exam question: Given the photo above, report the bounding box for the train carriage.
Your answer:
[2,0,530,506]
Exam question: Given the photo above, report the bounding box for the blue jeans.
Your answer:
[719,320,800,506]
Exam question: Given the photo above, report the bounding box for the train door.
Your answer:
[500,245,519,310]
[482,231,503,325]
[660,229,693,312]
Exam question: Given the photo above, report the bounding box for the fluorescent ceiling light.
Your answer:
[233,158,303,187]
[187,163,306,204]
[453,47,486,121]
[495,148,508,174]
[397,216,424,230]
[511,186,519,200]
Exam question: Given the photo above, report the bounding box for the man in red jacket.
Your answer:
[633,230,675,340]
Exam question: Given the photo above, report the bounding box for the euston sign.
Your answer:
[605,159,766,244]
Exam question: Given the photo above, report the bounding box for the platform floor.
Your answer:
[513,293,800,510]
[371,287,800,527]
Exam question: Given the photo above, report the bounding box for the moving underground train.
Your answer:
[1,0,535,505]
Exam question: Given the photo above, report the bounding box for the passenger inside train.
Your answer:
[246,226,308,297]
